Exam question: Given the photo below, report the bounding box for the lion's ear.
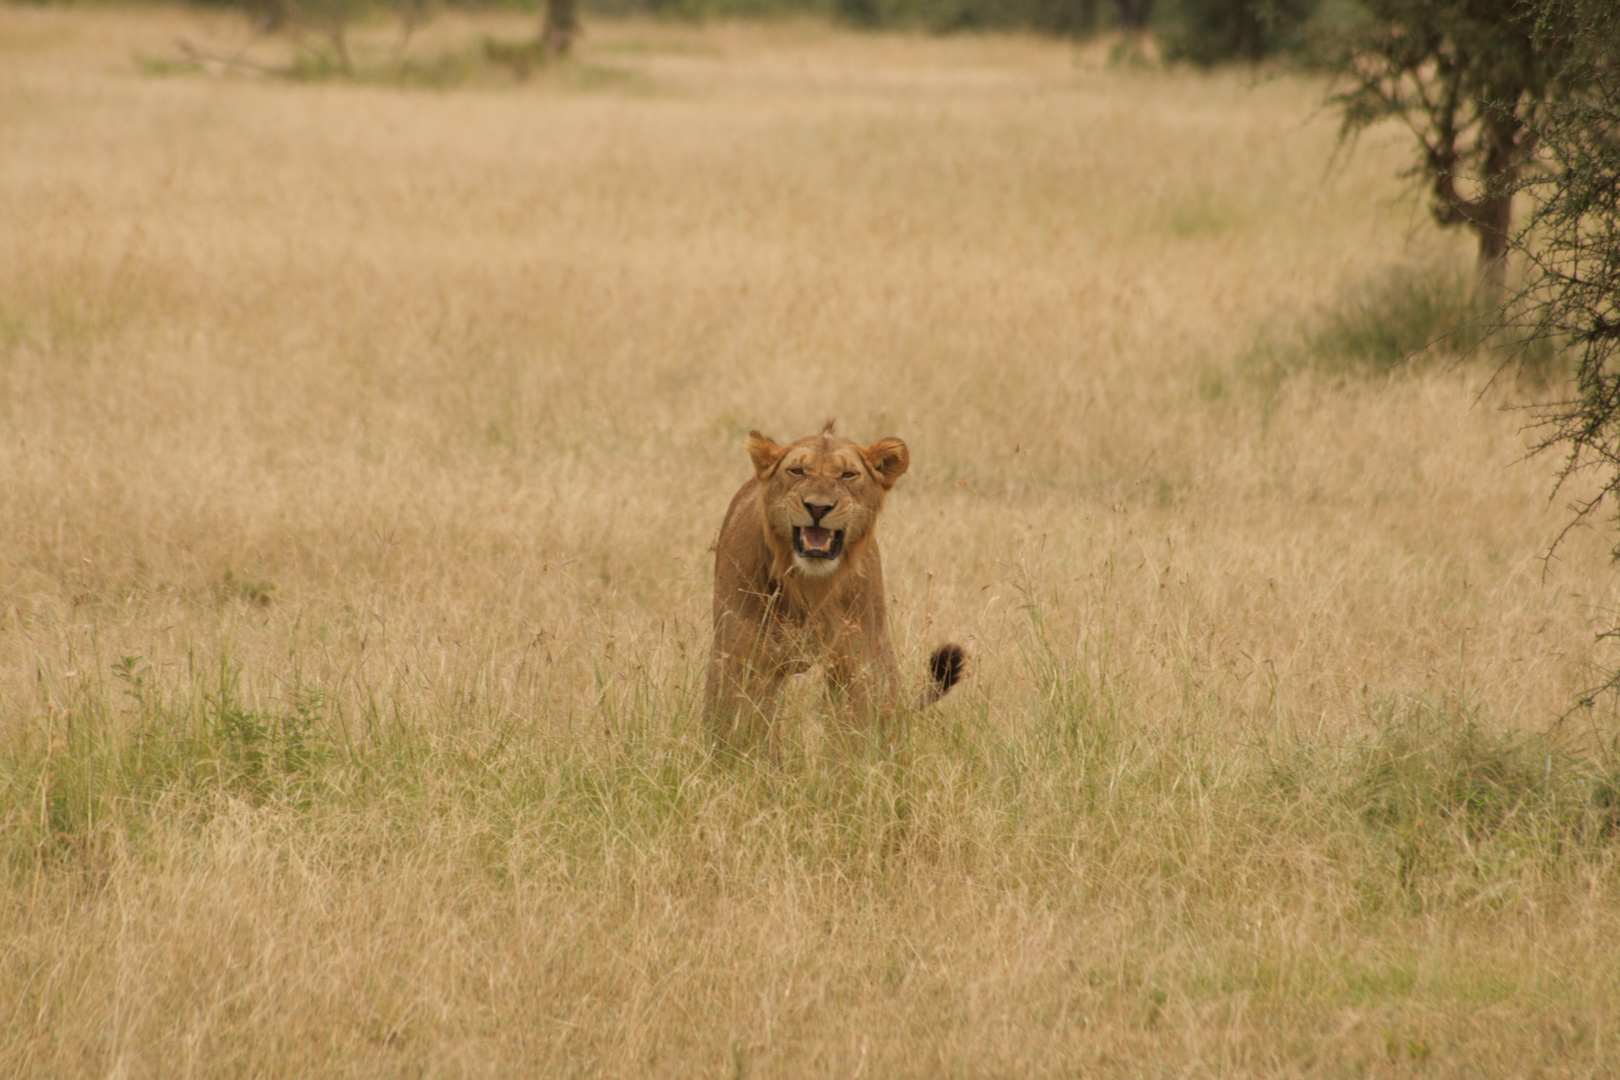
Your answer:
[746,430,785,480]
[863,437,910,489]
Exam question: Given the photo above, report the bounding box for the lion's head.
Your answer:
[745,425,910,579]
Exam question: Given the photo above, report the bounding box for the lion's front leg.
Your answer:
[822,628,905,750]
[704,648,787,757]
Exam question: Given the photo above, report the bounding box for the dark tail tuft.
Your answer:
[928,644,967,695]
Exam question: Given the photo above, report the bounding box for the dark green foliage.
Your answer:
[1108,0,1151,30]
[826,0,1101,34]
[154,0,1287,41]
[204,0,1117,36]
[1161,0,1319,66]
[594,0,1103,31]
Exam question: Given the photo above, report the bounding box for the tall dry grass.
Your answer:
[2,6,1619,1076]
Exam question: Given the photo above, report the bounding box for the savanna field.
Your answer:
[3,5,1620,1075]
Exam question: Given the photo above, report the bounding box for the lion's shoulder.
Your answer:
[712,477,775,596]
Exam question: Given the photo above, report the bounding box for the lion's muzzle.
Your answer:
[792,525,844,560]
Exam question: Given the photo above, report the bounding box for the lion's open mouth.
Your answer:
[792,526,844,560]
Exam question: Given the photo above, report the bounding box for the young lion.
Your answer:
[705,425,965,753]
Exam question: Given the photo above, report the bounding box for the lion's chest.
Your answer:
[758,582,867,668]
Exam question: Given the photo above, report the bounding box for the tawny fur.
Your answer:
[705,427,964,754]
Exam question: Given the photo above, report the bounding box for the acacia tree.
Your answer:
[1330,0,1580,288]
[1516,0,1620,553]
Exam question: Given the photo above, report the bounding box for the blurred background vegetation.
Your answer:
[110,0,1353,65]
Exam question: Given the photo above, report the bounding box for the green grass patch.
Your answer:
[1233,261,1566,391]
[6,634,1615,907]
[1308,263,1492,372]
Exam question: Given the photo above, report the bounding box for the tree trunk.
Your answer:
[1473,112,1521,292]
[1428,109,1521,293]
[541,0,578,58]
[1474,189,1512,290]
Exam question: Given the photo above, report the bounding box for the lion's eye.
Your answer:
[840,471,859,480]
[787,467,805,476]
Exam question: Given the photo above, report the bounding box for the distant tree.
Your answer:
[1328,0,1584,288]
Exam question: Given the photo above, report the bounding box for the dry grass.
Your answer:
[3,5,1620,1077]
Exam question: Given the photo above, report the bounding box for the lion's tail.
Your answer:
[914,644,967,710]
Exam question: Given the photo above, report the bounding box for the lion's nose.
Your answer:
[804,500,836,523]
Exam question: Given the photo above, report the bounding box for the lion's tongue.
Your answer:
[801,527,834,552]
